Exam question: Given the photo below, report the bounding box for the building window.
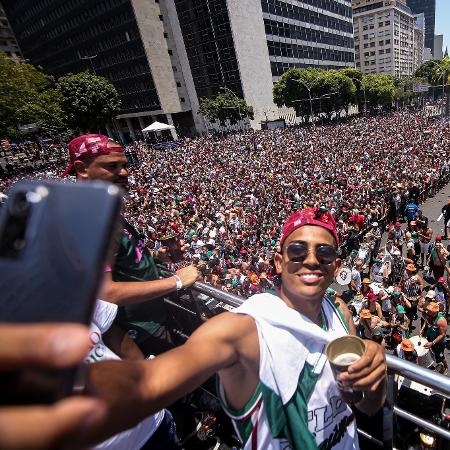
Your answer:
[158,14,163,21]
[168,49,173,55]
[180,97,185,103]
[163,32,168,38]
[176,81,181,87]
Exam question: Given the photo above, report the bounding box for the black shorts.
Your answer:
[431,342,447,363]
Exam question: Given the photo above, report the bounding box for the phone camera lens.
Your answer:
[9,192,30,219]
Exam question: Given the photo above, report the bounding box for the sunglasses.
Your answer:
[285,243,338,265]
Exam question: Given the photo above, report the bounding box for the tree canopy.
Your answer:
[199,92,254,125]
[272,67,415,118]
[57,72,121,132]
[0,51,66,138]
[0,52,122,139]
[273,67,357,120]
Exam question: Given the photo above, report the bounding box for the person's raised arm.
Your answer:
[86,312,257,443]
[101,266,200,306]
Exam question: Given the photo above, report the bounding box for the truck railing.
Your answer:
[172,283,450,449]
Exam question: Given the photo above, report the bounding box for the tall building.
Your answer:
[412,14,424,70]
[406,0,435,56]
[0,2,21,61]
[434,34,443,59]
[2,0,355,135]
[352,0,423,76]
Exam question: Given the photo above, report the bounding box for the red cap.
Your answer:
[438,277,446,283]
[61,134,124,177]
[280,208,339,248]
[395,222,401,228]
[436,235,442,242]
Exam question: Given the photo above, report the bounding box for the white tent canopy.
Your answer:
[142,121,175,133]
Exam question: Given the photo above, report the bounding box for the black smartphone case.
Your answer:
[0,180,122,323]
[0,180,122,404]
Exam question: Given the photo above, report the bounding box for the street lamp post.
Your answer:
[80,54,98,75]
[350,77,367,115]
[296,80,314,124]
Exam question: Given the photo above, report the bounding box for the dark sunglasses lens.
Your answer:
[287,243,308,262]
[316,246,337,264]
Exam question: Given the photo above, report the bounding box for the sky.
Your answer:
[436,0,449,55]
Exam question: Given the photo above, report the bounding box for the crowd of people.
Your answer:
[1,109,450,449]
[2,112,450,299]
[121,111,450,297]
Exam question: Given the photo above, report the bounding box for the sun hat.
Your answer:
[396,305,406,314]
[406,264,417,272]
[360,309,372,319]
[401,339,415,352]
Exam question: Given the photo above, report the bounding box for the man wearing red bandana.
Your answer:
[86,207,386,450]
[64,134,200,355]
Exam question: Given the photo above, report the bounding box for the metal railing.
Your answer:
[181,283,450,449]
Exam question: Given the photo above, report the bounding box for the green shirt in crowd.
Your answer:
[113,220,171,342]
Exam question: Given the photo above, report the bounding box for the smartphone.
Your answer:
[0,180,122,404]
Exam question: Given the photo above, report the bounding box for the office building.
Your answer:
[413,13,424,69]
[434,34,443,59]
[406,0,435,56]
[2,0,203,140]
[353,0,423,76]
[3,0,355,134]
[0,2,21,61]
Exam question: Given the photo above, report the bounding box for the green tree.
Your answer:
[430,56,450,115]
[414,59,442,84]
[340,68,364,112]
[57,72,121,132]
[273,68,355,122]
[0,51,66,138]
[273,68,322,121]
[316,70,355,119]
[393,76,428,107]
[362,74,396,111]
[199,92,253,125]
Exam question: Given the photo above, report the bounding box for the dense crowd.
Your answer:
[2,110,450,449]
[1,111,450,299]
[121,112,450,296]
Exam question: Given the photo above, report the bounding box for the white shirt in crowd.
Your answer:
[87,300,165,450]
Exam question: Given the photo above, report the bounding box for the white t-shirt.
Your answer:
[88,300,164,450]
[351,269,362,290]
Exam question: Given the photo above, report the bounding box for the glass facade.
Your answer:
[2,0,161,114]
[406,0,435,54]
[261,0,355,77]
[174,0,243,100]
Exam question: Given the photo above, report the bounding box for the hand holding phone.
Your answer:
[0,323,107,450]
[0,180,122,405]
